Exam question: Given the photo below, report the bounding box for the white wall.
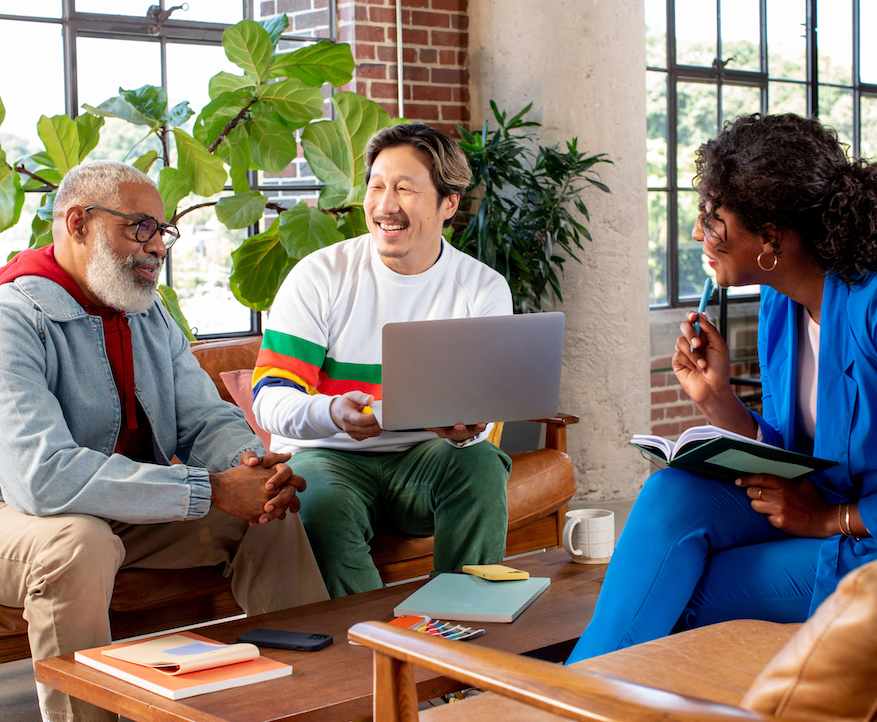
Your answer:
[468,0,651,500]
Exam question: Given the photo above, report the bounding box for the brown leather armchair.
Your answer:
[349,558,877,722]
[0,336,578,663]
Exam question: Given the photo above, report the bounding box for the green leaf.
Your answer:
[301,92,397,192]
[172,128,227,196]
[215,191,268,229]
[35,191,56,221]
[75,113,104,162]
[336,206,368,239]
[194,89,254,147]
[156,285,197,341]
[278,201,344,258]
[132,150,160,174]
[249,113,298,174]
[259,13,289,48]
[37,115,80,177]
[223,20,274,83]
[119,85,170,124]
[0,95,5,127]
[229,165,251,194]
[257,79,324,124]
[157,166,194,220]
[82,97,158,129]
[270,41,355,88]
[229,218,292,311]
[317,183,349,210]
[28,211,53,250]
[215,123,252,170]
[167,101,194,128]
[0,160,24,232]
[208,71,257,101]
[21,168,62,190]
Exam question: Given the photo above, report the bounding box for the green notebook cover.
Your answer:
[393,573,551,623]
[629,426,837,482]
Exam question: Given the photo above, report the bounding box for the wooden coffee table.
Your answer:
[35,548,605,722]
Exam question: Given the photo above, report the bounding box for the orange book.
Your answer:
[74,631,291,700]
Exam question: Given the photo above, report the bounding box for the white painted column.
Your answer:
[468,0,651,501]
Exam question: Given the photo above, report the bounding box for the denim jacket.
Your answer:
[0,275,263,524]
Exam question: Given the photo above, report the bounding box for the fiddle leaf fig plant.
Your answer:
[0,14,402,325]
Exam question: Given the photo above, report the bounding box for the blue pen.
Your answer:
[692,278,713,350]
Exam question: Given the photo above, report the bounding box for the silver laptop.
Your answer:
[374,312,564,431]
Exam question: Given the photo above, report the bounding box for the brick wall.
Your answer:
[337,0,470,135]
[649,353,762,439]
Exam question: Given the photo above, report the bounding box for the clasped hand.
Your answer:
[209,451,305,526]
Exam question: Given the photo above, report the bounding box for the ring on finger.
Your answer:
[758,488,763,501]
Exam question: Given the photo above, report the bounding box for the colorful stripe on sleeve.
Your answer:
[254,329,383,399]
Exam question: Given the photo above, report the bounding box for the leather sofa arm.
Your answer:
[533,413,579,453]
[347,621,798,722]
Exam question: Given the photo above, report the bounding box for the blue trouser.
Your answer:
[566,468,823,664]
[294,438,512,598]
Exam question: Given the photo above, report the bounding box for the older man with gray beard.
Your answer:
[0,160,327,722]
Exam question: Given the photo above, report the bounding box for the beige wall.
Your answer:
[468,0,651,501]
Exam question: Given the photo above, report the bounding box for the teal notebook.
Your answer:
[393,573,550,623]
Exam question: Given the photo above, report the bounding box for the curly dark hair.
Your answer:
[694,113,877,284]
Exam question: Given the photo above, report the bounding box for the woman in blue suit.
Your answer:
[568,113,877,663]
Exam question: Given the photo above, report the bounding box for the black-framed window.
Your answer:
[0,0,337,338]
[647,0,877,308]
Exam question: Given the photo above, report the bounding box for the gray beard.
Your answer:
[85,227,163,313]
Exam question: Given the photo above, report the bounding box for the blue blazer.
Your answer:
[756,273,877,612]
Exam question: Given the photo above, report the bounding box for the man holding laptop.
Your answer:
[253,124,514,597]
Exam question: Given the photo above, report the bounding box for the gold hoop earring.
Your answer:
[757,250,778,271]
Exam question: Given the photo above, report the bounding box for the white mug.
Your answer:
[562,509,615,564]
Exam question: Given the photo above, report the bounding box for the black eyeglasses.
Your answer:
[84,206,180,249]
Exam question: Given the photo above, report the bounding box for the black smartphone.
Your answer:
[236,628,333,651]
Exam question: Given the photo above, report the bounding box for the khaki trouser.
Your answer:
[0,502,328,722]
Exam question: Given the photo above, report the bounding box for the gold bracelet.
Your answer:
[838,504,846,536]
[844,503,861,541]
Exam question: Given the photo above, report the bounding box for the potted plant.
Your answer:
[451,102,612,313]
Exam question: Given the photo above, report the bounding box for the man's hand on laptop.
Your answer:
[427,422,487,446]
[330,391,384,441]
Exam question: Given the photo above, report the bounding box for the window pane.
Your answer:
[647,71,668,187]
[766,0,806,80]
[676,82,717,189]
[0,20,65,156]
[0,1,59,17]
[677,191,708,300]
[173,0,243,24]
[819,85,853,150]
[675,0,716,67]
[862,2,877,83]
[258,2,332,39]
[720,0,760,72]
[75,1,154,14]
[166,43,239,129]
[861,95,877,161]
[77,37,162,106]
[818,0,852,86]
[648,191,668,306]
[722,84,760,126]
[645,0,667,68]
[77,37,163,165]
[768,81,807,115]
[173,199,253,336]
